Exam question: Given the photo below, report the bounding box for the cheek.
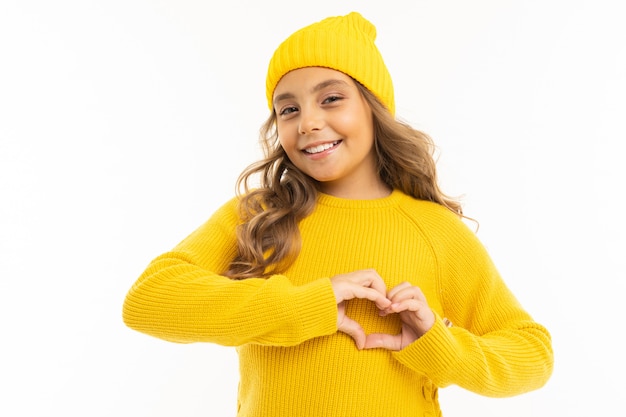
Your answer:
[276,125,296,152]
[276,124,287,143]
[346,117,374,143]
[336,105,373,137]
[276,120,298,141]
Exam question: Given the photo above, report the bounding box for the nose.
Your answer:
[298,106,324,135]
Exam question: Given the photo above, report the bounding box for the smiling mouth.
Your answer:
[303,140,341,154]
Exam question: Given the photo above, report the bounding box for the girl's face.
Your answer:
[273,67,388,199]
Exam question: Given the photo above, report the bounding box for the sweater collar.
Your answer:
[316,189,405,209]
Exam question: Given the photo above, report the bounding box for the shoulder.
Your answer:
[395,193,500,292]
[394,191,486,255]
[208,195,241,220]
[394,191,470,234]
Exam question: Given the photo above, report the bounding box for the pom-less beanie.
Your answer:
[265,12,395,115]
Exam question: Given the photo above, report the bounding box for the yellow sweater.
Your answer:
[123,190,553,416]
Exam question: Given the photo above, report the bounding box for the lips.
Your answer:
[303,140,341,154]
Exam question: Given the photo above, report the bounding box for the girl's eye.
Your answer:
[323,95,342,104]
[279,106,298,116]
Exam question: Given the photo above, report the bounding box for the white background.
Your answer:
[1,1,624,416]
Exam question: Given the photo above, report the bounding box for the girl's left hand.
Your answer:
[363,282,436,351]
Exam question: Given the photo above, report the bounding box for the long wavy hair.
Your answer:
[223,80,463,280]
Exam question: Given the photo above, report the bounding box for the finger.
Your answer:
[331,270,387,303]
[389,300,436,336]
[338,316,366,350]
[387,281,412,300]
[362,333,402,351]
[382,284,424,314]
[387,285,428,309]
[359,269,388,299]
[349,285,392,309]
[388,298,423,313]
[343,269,388,298]
[356,270,391,309]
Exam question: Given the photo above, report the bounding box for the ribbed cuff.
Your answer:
[392,313,460,383]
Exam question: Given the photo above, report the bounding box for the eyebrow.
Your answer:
[273,79,351,106]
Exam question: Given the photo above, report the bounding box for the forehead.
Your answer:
[273,67,354,96]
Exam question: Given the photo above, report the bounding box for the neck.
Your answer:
[318,179,392,200]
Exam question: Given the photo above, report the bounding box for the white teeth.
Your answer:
[304,141,338,154]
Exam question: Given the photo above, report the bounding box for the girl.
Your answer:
[123,12,553,416]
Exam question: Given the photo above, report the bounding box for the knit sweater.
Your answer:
[122,190,553,417]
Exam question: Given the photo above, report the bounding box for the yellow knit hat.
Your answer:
[266,12,395,115]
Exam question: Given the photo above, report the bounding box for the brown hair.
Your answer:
[223,80,463,280]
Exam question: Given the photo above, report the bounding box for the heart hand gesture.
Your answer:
[330,269,392,350]
[330,272,435,351]
[364,281,436,350]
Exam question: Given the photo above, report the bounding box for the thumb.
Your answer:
[362,333,402,351]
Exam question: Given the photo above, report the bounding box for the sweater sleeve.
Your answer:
[393,210,553,397]
[122,198,338,346]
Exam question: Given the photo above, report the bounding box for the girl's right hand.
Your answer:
[330,269,391,349]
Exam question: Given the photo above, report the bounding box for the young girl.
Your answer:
[123,12,553,416]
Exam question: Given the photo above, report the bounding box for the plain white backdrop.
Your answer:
[1,1,624,416]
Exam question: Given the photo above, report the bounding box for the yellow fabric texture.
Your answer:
[265,12,395,115]
[123,190,553,417]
